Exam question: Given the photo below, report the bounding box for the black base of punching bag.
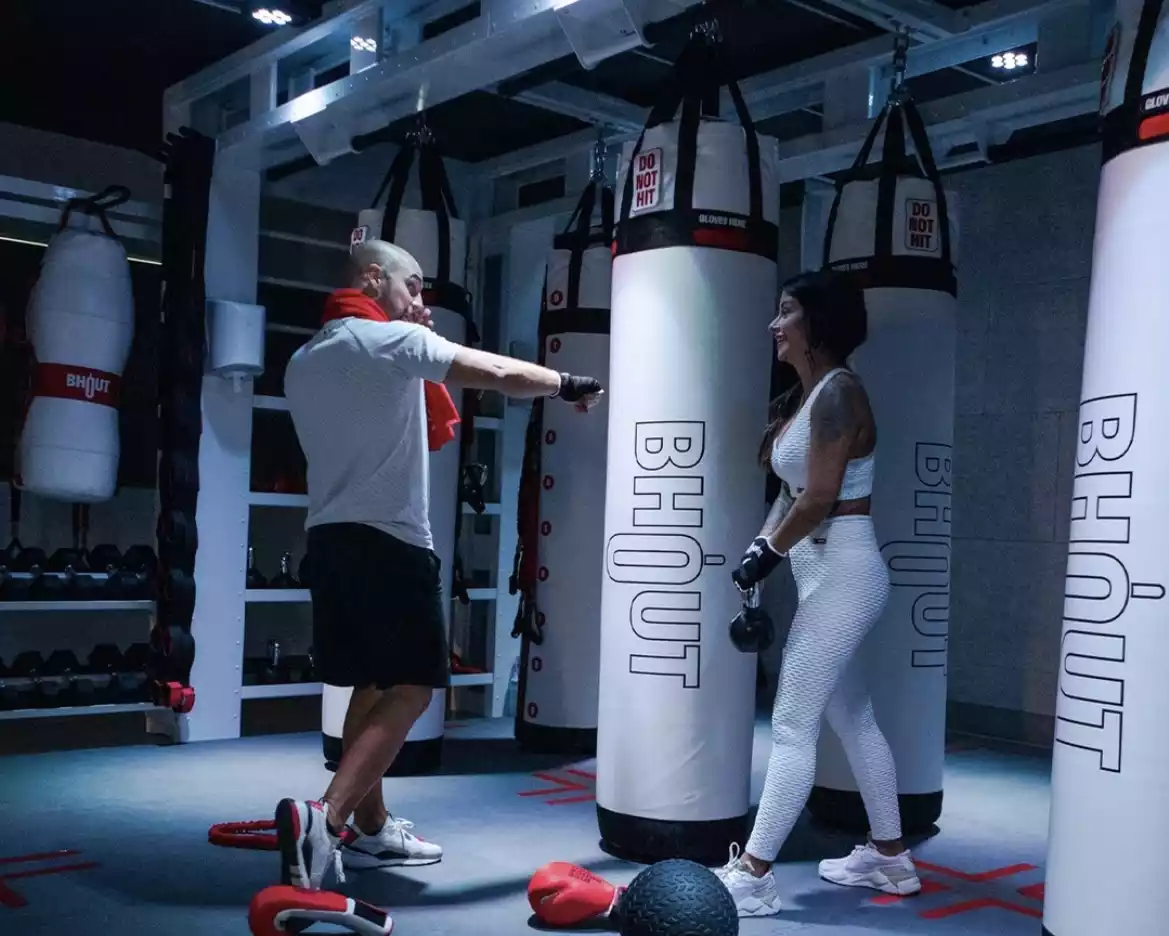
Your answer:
[597,805,748,867]
[1041,928,1056,936]
[324,736,443,778]
[808,786,942,838]
[514,719,597,757]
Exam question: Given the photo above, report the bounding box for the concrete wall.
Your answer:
[943,143,1100,745]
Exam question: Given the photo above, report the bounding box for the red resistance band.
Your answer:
[31,362,122,409]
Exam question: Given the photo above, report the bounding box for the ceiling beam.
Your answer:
[171,0,705,159]
[808,0,965,39]
[473,56,1098,183]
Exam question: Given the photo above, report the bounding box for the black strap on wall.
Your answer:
[368,136,475,329]
[614,26,775,260]
[1102,0,1168,161]
[149,127,215,712]
[508,175,614,648]
[823,93,956,295]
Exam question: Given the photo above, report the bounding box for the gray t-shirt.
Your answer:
[284,317,460,550]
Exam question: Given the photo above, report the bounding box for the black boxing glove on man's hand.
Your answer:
[553,373,603,403]
[732,537,785,591]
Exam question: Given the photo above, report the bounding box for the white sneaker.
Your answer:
[275,798,346,891]
[712,843,782,918]
[818,842,921,896]
[341,816,443,869]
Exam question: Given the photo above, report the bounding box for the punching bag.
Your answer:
[1043,5,1169,934]
[809,91,957,836]
[322,135,472,776]
[512,177,614,755]
[19,187,135,503]
[595,29,778,864]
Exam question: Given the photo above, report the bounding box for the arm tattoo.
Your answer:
[810,373,867,447]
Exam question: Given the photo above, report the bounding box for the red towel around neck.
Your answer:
[322,288,461,452]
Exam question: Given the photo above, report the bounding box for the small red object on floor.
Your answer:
[208,820,278,851]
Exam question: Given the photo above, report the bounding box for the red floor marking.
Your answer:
[915,860,1038,882]
[0,851,98,909]
[921,897,1043,920]
[518,769,596,805]
[0,850,80,866]
[870,860,1046,920]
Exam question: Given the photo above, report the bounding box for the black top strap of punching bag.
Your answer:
[822,93,954,275]
[900,97,953,268]
[57,185,132,240]
[615,23,767,255]
[369,144,416,241]
[1102,0,1167,161]
[369,134,477,337]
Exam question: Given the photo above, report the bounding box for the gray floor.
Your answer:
[0,717,1053,935]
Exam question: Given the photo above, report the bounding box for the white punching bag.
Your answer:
[514,179,613,755]
[595,35,778,864]
[809,93,957,836]
[322,141,471,776]
[19,188,135,503]
[1044,5,1169,935]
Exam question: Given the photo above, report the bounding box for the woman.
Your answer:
[715,270,922,917]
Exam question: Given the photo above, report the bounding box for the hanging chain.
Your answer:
[409,111,433,146]
[889,25,911,103]
[591,128,607,182]
[691,7,721,44]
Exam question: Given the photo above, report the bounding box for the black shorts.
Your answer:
[306,522,449,690]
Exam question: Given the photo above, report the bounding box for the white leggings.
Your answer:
[745,516,901,862]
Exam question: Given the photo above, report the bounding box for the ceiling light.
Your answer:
[350,36,378,52]
[253,7,292,26]
[991,50,1029,71]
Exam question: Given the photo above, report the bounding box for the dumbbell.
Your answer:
[270,553,299,589]
[7,651,45,710]
[45,548,105,601]
[87,644,125,704]
[117,642,151,702]
[39,650,81,707]
[0,657,15,710]
[88,544,123,574]
[284,654,313,683]
[0,676,22,710]
[0,545,47,601]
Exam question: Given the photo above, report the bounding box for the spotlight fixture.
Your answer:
[991,50,1029,70]
[252,7,293,25]
[350,36,378,52]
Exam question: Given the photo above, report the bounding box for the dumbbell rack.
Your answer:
[0,571,161,723]
[247,392,506,705]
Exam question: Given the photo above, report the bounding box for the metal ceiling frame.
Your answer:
[164,0,1105,190]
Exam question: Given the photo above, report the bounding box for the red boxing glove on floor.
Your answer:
[528,862,622,927]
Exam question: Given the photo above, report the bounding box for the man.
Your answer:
[277,239,603,893]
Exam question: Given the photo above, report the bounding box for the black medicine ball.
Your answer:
[617,859,738,936]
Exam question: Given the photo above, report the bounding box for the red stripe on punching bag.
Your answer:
[691,227,751,251]
[1139,112,1169,141]
[32,362,121,408]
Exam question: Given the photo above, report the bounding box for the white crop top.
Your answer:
[770,367,875,502]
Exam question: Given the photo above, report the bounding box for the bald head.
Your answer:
[349,239,422,283]
[348,238,425,320]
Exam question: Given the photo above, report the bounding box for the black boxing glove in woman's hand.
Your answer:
[732,537,785,591]
[553,373,604,409]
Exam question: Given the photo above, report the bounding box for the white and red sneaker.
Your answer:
[341,816,443,869]
[818,842,922,896]
[275,798,346,891]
